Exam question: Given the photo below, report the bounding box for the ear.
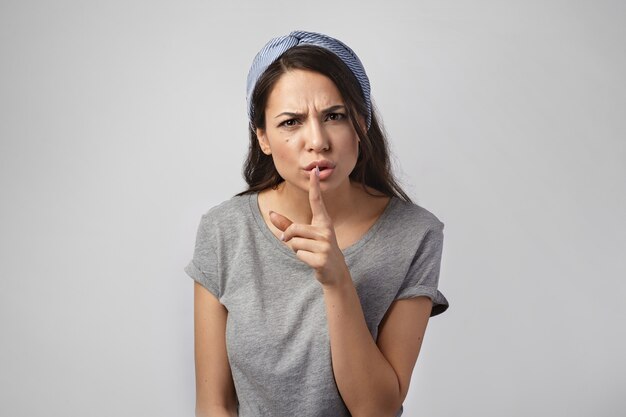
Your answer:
[356,114,367,136]
[256,128,272,155]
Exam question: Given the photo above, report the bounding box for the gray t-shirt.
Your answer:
[184,191,448,417]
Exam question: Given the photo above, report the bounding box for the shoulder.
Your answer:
[370,196,445,254]
[202,194,250,219]
[389,197,445,233]
[201,193,252,222]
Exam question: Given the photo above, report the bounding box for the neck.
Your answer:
[275,178,358,226]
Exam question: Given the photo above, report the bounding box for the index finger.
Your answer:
[309,166,330,223]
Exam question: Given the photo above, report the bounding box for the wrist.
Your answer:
[321,268,353,293]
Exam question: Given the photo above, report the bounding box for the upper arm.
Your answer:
[376,296,433,406]
[194,281,238,414]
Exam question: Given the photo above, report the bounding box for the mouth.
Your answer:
[303,160,336,171]
[303,165,335,181]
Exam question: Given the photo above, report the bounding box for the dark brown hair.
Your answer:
[235,45,413,203]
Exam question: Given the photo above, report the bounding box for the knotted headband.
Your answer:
[245,30,372,130]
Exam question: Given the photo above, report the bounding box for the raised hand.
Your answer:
[269,166,350,288]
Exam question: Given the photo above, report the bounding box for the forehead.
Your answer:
[266,69,343,111]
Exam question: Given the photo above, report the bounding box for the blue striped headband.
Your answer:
[246,30,372,130]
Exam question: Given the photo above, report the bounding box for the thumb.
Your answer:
[269,210,293,232]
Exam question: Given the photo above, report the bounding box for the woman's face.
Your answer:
[256,69,363,194]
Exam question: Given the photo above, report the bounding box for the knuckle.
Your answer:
[285,224,296,238]
[319,252,329,263]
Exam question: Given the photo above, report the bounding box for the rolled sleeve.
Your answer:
[395,221,449,317]
[184,213,221,300]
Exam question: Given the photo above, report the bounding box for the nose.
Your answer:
[305,118,330,152]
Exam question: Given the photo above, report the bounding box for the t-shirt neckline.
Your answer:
[248,191,398,260]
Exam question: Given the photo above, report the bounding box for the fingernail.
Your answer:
[315,166,320,177]
[280,233,285,241]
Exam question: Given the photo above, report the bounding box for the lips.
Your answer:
[303,159,335,171]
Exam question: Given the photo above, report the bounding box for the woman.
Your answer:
[185,30,449,417]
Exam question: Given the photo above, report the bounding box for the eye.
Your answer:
[327,112,346,121]
[278,118,299,128]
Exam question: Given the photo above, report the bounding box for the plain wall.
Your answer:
[1,0,624,415]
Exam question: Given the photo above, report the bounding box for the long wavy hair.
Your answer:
[235,45,413,203]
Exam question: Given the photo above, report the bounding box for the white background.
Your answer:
[1,0,624,416]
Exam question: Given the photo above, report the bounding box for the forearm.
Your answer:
[321,271,401,417]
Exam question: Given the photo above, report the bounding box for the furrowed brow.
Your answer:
[322,104,346,114]
[274,111,305,119]
[274,104,345,119]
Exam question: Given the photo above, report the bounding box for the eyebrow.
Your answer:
[274,104,346,119]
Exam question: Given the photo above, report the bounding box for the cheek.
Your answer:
[340,135,360,156]
[269,142,298,170]
[272,149,288,164]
